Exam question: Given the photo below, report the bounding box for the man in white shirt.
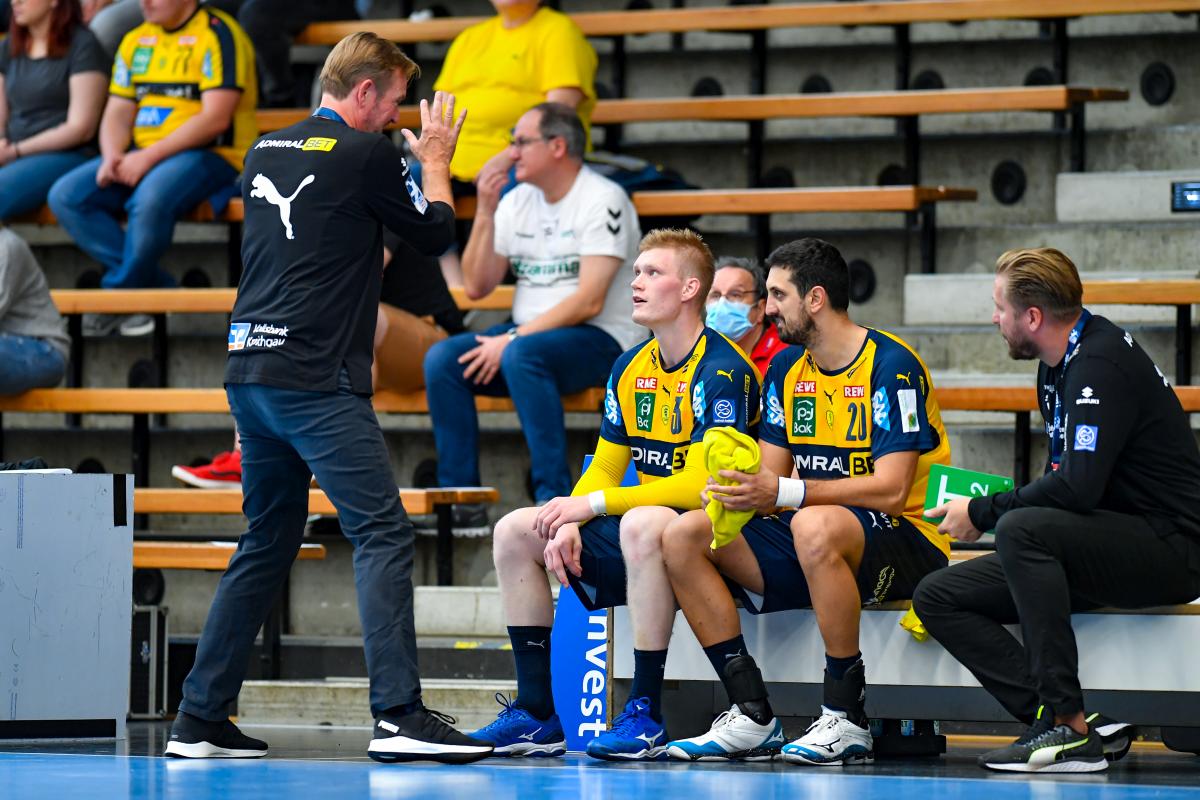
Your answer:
[424,102,643,519]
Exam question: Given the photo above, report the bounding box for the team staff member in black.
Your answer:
[166,32,492,764]
[915,247,1200,774]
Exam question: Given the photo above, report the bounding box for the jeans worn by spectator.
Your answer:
[0,150,93,221]
[423,321,622,502]
[47,149,237,289]
[0,333,66,395]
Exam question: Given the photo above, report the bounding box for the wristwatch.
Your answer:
[506,327,521,340]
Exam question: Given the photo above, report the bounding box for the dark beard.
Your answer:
[1006,336,1039,360]
[775,314,816,348]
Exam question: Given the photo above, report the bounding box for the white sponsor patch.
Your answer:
[714,399,735,424]
[897,388,920,433]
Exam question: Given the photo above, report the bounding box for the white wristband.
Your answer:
[588,490,607,516]
[776,477,806,509]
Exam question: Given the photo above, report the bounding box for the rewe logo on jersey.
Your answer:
[250,173,315,240]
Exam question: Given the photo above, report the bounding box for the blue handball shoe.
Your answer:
[469,693,566,757]
[586,697,668,761]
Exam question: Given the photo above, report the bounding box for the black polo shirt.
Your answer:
[226,111,455,394]
[970,314,1200,546]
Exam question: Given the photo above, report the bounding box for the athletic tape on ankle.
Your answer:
[776,477,806,509]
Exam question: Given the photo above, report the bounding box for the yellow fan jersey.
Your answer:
[761,329,951,553]
[572,328,760,515]
[110,6,257,171]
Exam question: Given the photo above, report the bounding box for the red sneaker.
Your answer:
[172,450,242,489]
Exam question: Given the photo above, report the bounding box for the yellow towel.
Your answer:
[702,426,761,550]
[899,607,929,642]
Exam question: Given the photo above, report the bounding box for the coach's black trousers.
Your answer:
[913,508,1200,722]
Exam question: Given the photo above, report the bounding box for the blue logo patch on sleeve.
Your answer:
[1073,424,1098,452]
[714,399,735,424]
[228,322,251,351]
[871,388,891,431]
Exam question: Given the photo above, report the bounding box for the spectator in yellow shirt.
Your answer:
[418,0,596,285]
[48,0,255,336]
[435,0,596,184]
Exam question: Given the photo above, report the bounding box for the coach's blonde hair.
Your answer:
[639,228,715,303]
[995,247,1083,323]
[319,32,419,100]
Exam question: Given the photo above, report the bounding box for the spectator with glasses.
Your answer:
[423,102,642,527]
[707,256,787,375]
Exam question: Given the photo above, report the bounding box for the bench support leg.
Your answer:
[1177,303,1192,386]
[1014,410,1031,487]
[917,202,936,274]
[1051,18,1069,131]
[604,36,627,152]
[436,504,453,586]
[901,115,920,184]
[67,315,83,429]
[1068,103,1086,172]
[132,413,150,530]
[893,24,911,92]
[259,582,288,681]
[226,222,244,287]
[152,313,170,429]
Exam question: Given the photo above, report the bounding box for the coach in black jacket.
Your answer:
[915,247,1200,774]
[167,32,492,764]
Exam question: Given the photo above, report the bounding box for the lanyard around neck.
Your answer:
[1049,309,1092,468]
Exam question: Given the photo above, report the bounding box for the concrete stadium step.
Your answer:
[898,324,1194,381]
[1057,168,1200,222]
[904,270,1198,326]
[935,219,1200,275]
[237,677,515,729]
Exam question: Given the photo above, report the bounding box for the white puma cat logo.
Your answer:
[250,173,315,240]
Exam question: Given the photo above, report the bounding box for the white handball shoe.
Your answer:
[666,705,785,762]
[780,706,873,766]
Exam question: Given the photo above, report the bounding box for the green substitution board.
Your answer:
[923,464,1014,531]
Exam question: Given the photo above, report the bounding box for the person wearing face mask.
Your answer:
[707,257,787,376]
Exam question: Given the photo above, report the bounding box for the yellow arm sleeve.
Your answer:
[570,436,631,497]
[599,442,708,516]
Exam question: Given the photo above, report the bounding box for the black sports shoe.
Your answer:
[979,723,1107,773]
[164,712,268,758]
[1086,712,1135,762]
[368,705,494,764]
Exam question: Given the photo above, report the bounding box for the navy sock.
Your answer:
[508,626,554,720]
[825,652,861,682]
[628,649,668,722]
[703,635,749,681]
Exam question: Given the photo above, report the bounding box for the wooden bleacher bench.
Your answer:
[132,485,499,587]
[254,86,1129,133]
[48,285,517,315]
[134,486,498,517]
[0,386,604,415]
[133,540,326,571]
[295,1,1200,45]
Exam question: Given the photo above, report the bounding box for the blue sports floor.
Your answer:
[1,723,1198,800]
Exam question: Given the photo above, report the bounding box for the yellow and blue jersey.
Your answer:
[761,329,951,554]
[110,5,257,171]
[600,328,760,482]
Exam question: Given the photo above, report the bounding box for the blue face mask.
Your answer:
[706,298,756,340]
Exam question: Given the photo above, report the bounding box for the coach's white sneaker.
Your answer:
[666,705,784,761]
[781,706,873,766]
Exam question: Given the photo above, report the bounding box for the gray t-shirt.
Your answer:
[0,25,108,144]
[0,227,69,359]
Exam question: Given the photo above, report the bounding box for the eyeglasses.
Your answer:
[707,290,756,304]
[508,136,547,149]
